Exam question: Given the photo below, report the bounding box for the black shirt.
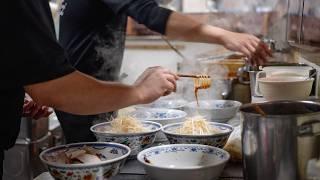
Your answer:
[0,0,74,149]
[59,0,172,80]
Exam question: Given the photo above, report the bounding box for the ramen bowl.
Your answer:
[135,99,188,110]
[185,100,242,122]
[162,122,233,148]
[137,144,230,180]
[131,108,187,142]
[256,76,314,101]
[91,121,161,157]
[40,142,130,180]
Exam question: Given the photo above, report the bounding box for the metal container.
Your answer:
[240,101,320,180]
[248,70,262,97]
[3,133,52,180]
[18,117,49,141]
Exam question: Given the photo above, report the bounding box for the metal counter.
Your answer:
[35,114,243,180]
[35,160,243,180]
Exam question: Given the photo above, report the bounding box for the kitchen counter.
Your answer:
[35,160,243,180]
[35,114,243,180]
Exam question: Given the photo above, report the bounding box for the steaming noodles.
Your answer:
[105,116,148,133]
[177,116,222,135]
[194,76,211,106]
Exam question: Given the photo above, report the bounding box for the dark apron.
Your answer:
[56,14,127,143]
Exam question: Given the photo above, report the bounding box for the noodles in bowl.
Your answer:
[162,117,233,148]
[105,116,148,133]
[177,116,223,135]
[91,116,162,157]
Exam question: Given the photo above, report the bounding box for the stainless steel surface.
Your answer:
[248,70,262,97]
[240,101,320,180]
[36,161,243,180]
[3,133,52,180]
[18,117,49,141]
[267,0,320,61]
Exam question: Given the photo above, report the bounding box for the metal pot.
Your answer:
[240,101,320,180]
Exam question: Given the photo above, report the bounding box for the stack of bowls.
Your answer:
[131,108,187,142]
[135,98,188,110]
[185,100,242,122]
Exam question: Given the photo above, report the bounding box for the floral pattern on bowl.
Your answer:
[185,100,242,122]
[137,144,230,180]
[91,121,161,157]
[96,134,156,157]
[162,122,233,148]
[141,145,228,160]
[131,108,187,121]
[131,109,187,142]
[40,142,130,180]
[136,99,188,110]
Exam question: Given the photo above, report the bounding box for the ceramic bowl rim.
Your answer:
[186,100,242,110]
[258,77,314,83]
[136,99,189,109]
[90,120,162,136]
[39,142,131,168]
[131,108,187,121]
[137,144,230,170]
[161,122,234,138]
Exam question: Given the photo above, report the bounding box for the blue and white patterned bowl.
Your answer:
[185,100,242,122]
[40,142,130,180]
[137,144,230,180]
[131,108,187,142]
[162,122,233,148]
[135,99,188,110]
[90,121,161,157]
[131,108,187,125]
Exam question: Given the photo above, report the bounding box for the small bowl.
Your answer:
[90,121,161,157]
[257,76,314,101]
[131,108,187,142]
[137,144,230,180]
[131,108,187,125]
[40,142,130,180]
[162,122,233,148]
[185,100,242,122]
[135,99,188,110]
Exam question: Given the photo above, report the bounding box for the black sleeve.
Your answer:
[100,0,173,34]
[2,0,75,87]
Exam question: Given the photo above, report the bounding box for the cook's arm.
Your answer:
[164,12,272,65]
[102,0,271,65]
[24,67,177,115]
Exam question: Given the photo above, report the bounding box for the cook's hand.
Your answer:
[219,30,272,65]
[134,67,179,104]
[23,95,53,120]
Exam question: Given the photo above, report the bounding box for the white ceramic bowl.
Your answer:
[90,121,161,157]
[131,108,187,142]
[257,76,314,101]
[162,122,233,148]
[135,99,188,110]
[40,142,130,180]
[185,100,242,122]
[137,144,230,180]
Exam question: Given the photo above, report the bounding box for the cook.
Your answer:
[57,0,272,143]
[0,1,178,178]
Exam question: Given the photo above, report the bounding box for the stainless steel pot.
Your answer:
[240,101,320,180]
[248,70,262,97]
